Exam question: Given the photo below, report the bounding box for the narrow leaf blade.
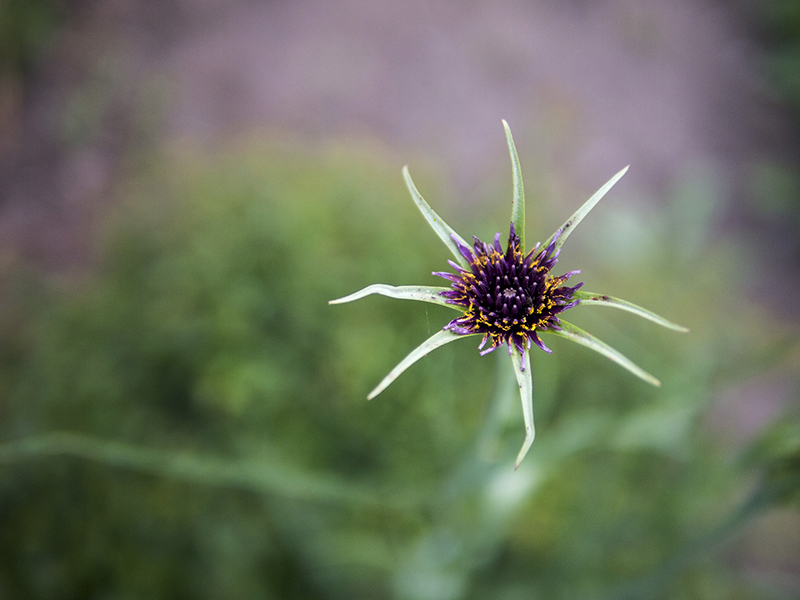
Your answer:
[403,166,470,269]
[511,347,535,469]
[329,284,461,311]
[543,165,629,252]
[503,119,525,251]
[367,329,471,400]
[544,320,661,387]
[574,291,690,332]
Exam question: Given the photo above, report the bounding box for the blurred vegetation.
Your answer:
[0,0,65,80]
[748,0,800,236]
[758,0,800,117]
[0,138,798,600]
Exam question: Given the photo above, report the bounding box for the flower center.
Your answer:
[436,223,584,356]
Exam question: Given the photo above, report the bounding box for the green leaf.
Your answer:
[511,346,535,469]
[544,320,661,387]
[542,165,629,252]
[403,166,471,270]
[367,329,472,400]
[503,120,525,251]
[329,284,461,311]
[573,291,690,332]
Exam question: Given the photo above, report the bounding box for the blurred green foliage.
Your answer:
[0,139,797,599]
[759,0,800,116]
[748,0,800,233]
[0,0,65,80]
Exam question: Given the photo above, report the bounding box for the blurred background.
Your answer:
[1,0,799,598]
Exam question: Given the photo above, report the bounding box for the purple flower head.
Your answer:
[436,223,583,358]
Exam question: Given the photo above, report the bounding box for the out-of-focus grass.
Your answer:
[0,138,797,599]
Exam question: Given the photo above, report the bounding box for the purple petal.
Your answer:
[451,234,475,263]
[445,322,473,336]
[478,335,488,350]
[446,259,467,273]
[530,332,553,354]
[433,271,462,283]
[547,228,563,250]
[560,299,580,310]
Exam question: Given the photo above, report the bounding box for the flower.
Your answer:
[437,222,582,357]
[330,121,688,469]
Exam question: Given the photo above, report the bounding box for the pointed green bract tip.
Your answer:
[573,290,690,333]
[402,165,471,270]
[514,430,535,470]
[511,346,535,468]
[543,164,630,253]
[547,320,662,387]
[366,329,467,400]
[502,120,526,251]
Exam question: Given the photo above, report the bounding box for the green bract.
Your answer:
[330,121,688,469]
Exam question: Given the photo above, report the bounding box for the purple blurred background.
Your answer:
[1,0,798,275]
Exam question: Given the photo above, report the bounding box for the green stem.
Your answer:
[0,431,415,509]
